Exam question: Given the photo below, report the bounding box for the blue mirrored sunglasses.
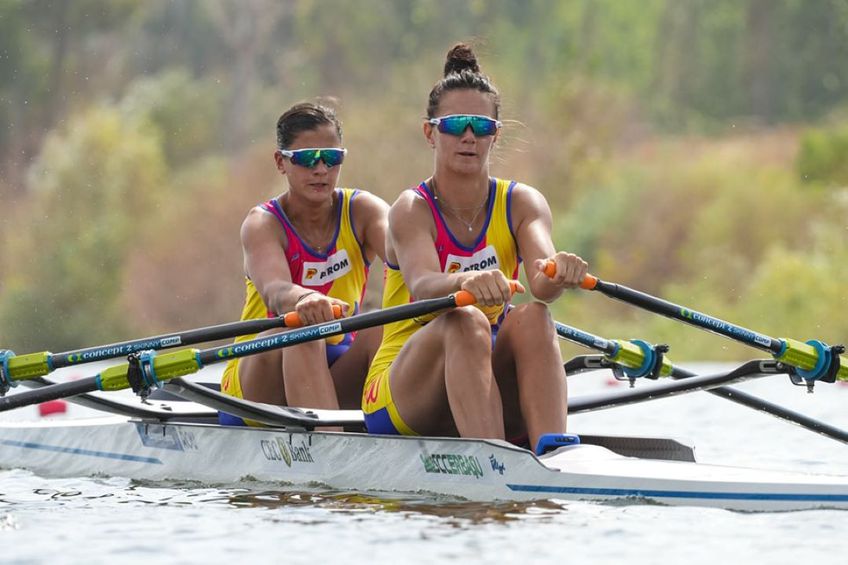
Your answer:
[279,147,347,168]
[428,114,502,137]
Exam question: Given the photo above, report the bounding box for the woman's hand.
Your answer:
[294,291,349,325]
[535,252,588,289]
[459,270,524,306]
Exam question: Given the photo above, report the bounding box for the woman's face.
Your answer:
[424,89,499,177]
[275,123,343,201]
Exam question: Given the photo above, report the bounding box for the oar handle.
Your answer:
[282,305,343,328]
[453,281,523,307]
[543,260,598,290]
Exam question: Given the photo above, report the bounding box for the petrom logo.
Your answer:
[443,245,499,274]
[301,249,351,287]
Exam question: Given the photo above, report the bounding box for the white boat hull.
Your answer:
[2,417,848,512]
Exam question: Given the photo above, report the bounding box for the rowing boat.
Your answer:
[2,284,847,512]
[1,374,848,512]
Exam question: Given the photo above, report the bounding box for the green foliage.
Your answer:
[120,70,226,167]
[0,106,167,351]
[797,125,848,186]
[736,221,848,345]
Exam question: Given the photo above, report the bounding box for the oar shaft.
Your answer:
[705,385,848,443]
[588,278,783,355]
[95,290,488,393]
[569,360,776,413]
[5,306,343,381]
[0,379,98,411]
[576,272,847,381]
[197,294,465,366]
[667,365,848,444]
[554,322,618,356]
[50,318,287,368]
[555,321,674,377]
[0,286,503,412]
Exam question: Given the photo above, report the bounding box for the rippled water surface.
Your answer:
[3,364,848,564]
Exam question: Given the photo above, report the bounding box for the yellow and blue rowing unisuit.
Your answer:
[221,188,370,409]
[362,177,520,435]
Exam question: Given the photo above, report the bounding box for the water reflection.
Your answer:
[226,489,568,524]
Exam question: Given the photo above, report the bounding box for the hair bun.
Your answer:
[443,43,480,77]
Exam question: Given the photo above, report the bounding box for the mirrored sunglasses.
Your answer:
[279,147,347,168]
[428,114,502,137]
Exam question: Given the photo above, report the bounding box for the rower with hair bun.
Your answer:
[362,43,588,453]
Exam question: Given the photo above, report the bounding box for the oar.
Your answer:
[569,360,785,413]
[0,287,513,412]
[543,261,848,384]
[0,306,342,394]
[553,320,848,443]
[554,321,672,379]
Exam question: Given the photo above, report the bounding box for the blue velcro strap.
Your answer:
[138,350,161,389]
[535,433,581,456]
[621,339,655,379]
[794,340,830,382]
[0,350,17,395]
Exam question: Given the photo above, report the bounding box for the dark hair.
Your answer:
[276,102,342,149]
[426,43,500,119]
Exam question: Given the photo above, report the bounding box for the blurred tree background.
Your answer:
[1,0,847,360]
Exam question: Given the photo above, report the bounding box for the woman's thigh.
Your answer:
[388,308,493,436]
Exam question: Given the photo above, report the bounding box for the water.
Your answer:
[2,363,848,564]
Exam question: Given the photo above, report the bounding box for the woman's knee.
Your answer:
[442,307,492,344]
[510,302,554,327]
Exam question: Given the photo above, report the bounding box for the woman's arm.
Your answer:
[352,191,390,264]
[241,207,345,322]
[391,191,518,306]
[511,184,587,303]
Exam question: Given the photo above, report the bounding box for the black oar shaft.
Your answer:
[668,365,848,444]
[196,294,460,366]
[1,290,477,413]
[591,279,783,355]
[51,318,286,368]
[570,360,773,413]
[0,379,98,411]
[706,386,848,443]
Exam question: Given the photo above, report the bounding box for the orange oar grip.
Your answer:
[454,290,477,307]
[283,304,343,328]
[453,281,524,307]
[543,259,596,290]
[580,274,598,290]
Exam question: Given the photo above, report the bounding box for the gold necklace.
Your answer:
[430,179,488,232]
